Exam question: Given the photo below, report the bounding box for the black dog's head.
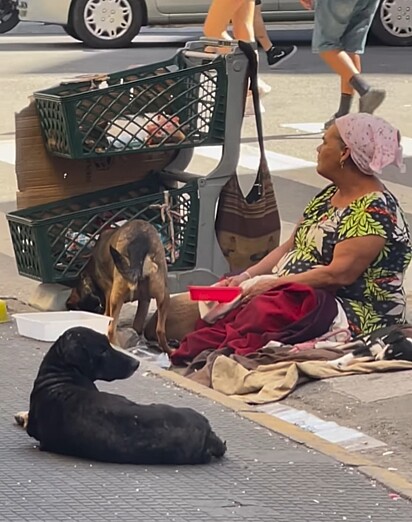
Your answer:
[48,327,140,382]
[66,272,104,315]
[378,330,412,362]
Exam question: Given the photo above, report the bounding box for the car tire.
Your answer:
[0,7,19,34]
[71,0,143,49]
[370,0,412,47]
[63,23,81,41]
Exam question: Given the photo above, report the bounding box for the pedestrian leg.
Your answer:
[254,1,297,68]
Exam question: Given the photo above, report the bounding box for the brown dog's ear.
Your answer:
[110,245,129,274]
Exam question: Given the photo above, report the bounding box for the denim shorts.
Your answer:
[312,0,380,54]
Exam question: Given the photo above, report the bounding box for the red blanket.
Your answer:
[171,283,337,365]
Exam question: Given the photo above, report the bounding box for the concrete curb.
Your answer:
[148,364,412,502]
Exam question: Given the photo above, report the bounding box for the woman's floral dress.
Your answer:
[273,184,412,334]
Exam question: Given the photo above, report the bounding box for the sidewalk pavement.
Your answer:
[1,303,412,521]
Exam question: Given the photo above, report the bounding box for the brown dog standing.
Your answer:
[66,220,171,354]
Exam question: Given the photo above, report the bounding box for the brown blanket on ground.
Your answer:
[184,345,343,385]
[184,346,412,404]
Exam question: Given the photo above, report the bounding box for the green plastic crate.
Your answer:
[33,51,227,160]
[7,177,199,284]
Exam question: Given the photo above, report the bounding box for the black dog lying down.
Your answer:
[15,327,226,465]
[329,326,412,370]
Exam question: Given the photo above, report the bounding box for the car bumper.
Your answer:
[17,0,71,25]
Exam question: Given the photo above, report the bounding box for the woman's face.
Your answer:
[316,124,349,181]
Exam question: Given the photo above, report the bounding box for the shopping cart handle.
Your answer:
[198,36,234,46]
[183,50,220,60]
[183,38,237,60]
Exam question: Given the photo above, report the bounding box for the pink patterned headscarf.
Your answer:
[335,113,405,176]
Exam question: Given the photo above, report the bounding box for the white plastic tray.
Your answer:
[13,311,112,342]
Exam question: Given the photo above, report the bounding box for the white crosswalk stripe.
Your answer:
[195,141,412,215]
[2,126,412,214]
[0,139,15,166]
[281,122,412,158]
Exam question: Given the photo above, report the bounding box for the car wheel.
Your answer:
[371,0,412,46]
[71,0,143,49]
[0,3,19,34]
[63,23,81,41]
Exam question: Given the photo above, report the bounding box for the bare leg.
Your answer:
[350,53,361,72]
[204,0,255,42]
[321,50,362,126]
[320,49,382,103]
[231,0,255,42]
[203,0,237,39]
[254,3,271,51]
[253,3,297,72]
[340,53,361,95]
[320,49,359,89]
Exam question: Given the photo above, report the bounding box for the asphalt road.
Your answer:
[0,26,410,150]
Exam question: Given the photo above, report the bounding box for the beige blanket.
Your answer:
[210,355,412,404]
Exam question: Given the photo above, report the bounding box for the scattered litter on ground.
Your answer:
[156,352,171,369]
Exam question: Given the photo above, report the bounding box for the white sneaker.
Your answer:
[258,77,271,97]
[244,93,265,117]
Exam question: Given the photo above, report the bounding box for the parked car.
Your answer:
[0,0,19,32]
[8,0,412,48]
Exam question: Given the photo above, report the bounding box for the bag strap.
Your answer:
[238,40,267,163]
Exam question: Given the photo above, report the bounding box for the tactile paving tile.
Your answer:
[1,323,412,521]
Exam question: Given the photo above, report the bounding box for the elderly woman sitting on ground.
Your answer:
[167,113,411,364]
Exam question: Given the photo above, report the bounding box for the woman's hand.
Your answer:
[241,275,279,300]
[300,0,313,10]
[215,272,251,287]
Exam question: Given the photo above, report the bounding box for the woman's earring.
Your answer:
[340,159,345,169]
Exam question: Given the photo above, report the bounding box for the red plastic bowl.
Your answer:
[188,285,242,303]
